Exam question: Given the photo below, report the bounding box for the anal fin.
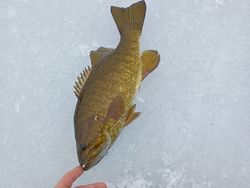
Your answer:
[141,50,160,80]
[124,104,141,127]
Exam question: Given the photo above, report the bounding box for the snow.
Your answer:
[1,0,250,187]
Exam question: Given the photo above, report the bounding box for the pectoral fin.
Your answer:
[90,47,114,66]
[106,96,125,121]
[141,50,160,80]
[124,104,141,127]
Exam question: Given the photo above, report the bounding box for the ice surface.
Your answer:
[1,0,250,187]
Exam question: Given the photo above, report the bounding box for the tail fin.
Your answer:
[111,1,146,37]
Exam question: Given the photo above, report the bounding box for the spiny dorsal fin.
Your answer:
[74,65,92,98]
[90,47,114,66]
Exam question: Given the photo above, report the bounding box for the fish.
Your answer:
[73,0,160,170]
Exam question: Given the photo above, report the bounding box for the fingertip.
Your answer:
[75,165,84,174]
[92,182,107,188]
[56,165,84,187]
[100,183,107,188]
[72,165,84,176]
[74,182,107,188]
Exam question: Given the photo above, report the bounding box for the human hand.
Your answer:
[55,166,107,188]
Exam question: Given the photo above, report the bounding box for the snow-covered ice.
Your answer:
[1,0,250,187]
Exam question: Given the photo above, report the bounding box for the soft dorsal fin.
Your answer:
[141,50,160,80]
[74,65,92,98]
[90,47,114,66]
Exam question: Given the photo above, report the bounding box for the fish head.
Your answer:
[76,115,112,170]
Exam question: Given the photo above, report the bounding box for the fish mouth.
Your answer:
[81,131,112,170]
[82,154,105,170]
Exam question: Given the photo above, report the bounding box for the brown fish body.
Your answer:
[73,1,160,170]
[75,40,141,136]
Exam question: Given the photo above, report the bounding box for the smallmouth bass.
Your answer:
[73,0,160,170]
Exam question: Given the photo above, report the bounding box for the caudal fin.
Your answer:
[111,1,146,37]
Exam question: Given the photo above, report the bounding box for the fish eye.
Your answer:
[80,143,87,150]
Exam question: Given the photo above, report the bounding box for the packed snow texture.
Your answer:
[1,0,250,187]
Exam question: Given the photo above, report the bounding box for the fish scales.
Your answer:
[73,1,160,170]
[78,55,140,119]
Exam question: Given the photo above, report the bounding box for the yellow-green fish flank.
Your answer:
[73,0,160,170]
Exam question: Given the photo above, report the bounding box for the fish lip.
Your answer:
[80,159,87,168]
[81,131,112,170]
[85,153,98,162]
[86,131,111,159]
[80,152,100,170]
[83,154,106,170]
